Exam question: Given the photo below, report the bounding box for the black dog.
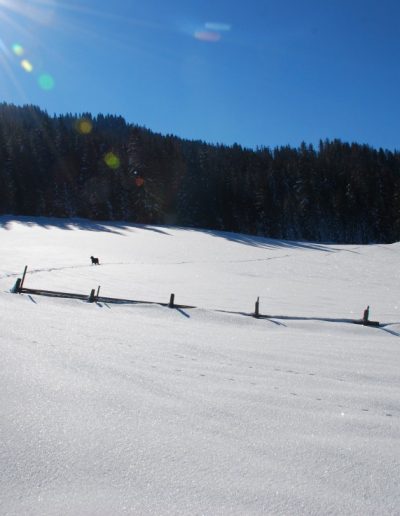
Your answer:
[90,256,100,265]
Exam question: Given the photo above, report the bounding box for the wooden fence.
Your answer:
[10,266,380,327]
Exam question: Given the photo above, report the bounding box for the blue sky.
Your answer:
[0,0,399,150]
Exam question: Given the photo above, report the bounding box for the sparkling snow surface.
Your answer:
[0,217,399,515]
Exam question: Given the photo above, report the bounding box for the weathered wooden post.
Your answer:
[11,265,27,293]
[169,293,175,308]
[88,289,96,303]
[254,297,260,318]
[20,265,28,291]
[11,278,21,293]
[363,305,370,325]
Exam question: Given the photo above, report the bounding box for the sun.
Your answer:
[0,0,57,26]
[0,0,58,96]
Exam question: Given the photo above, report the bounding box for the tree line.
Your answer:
[0,102,399,243]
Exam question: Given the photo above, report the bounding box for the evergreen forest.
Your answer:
[1,102,399,243]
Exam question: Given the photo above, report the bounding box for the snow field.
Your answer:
[0,217,399,515]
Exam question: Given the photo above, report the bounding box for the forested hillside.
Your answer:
[0,102,399,243]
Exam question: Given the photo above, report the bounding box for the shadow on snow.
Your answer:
[0,215,171,236]
[0,215,365,252]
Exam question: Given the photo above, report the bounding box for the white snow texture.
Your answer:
[0,216,399,515]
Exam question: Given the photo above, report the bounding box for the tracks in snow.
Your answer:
[0,254,292,280]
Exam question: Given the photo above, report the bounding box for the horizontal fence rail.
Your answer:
[10,266,385,330]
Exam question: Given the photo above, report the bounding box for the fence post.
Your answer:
[254,297,260,318]
[169,293,175,308]
[363,305,370,325]
[96,286,101,300]
[11,278,21,294]
[88,289,96,303]
[20,265,28,291]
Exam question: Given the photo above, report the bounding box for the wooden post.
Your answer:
[20,265,28,291]
[88,289,96,303]
[96,286,101,299]
[11,278,21,293]
[169,293,175,308]
[363,305,370,325]
[254,297,260,318]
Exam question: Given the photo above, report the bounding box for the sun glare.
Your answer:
[0,0,219,102]
[0,0,59,95]
[0,0,57,26]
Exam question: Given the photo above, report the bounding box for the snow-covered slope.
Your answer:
[0,217,399,515]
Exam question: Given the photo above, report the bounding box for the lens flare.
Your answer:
[192,21,231,42]
[194,31,221,42]
[104,152,120,169]
[12,43,24,56]
[205,22,231,32]
[21,59,33,72]
[76,118,93,134]
[38,73,55,90]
